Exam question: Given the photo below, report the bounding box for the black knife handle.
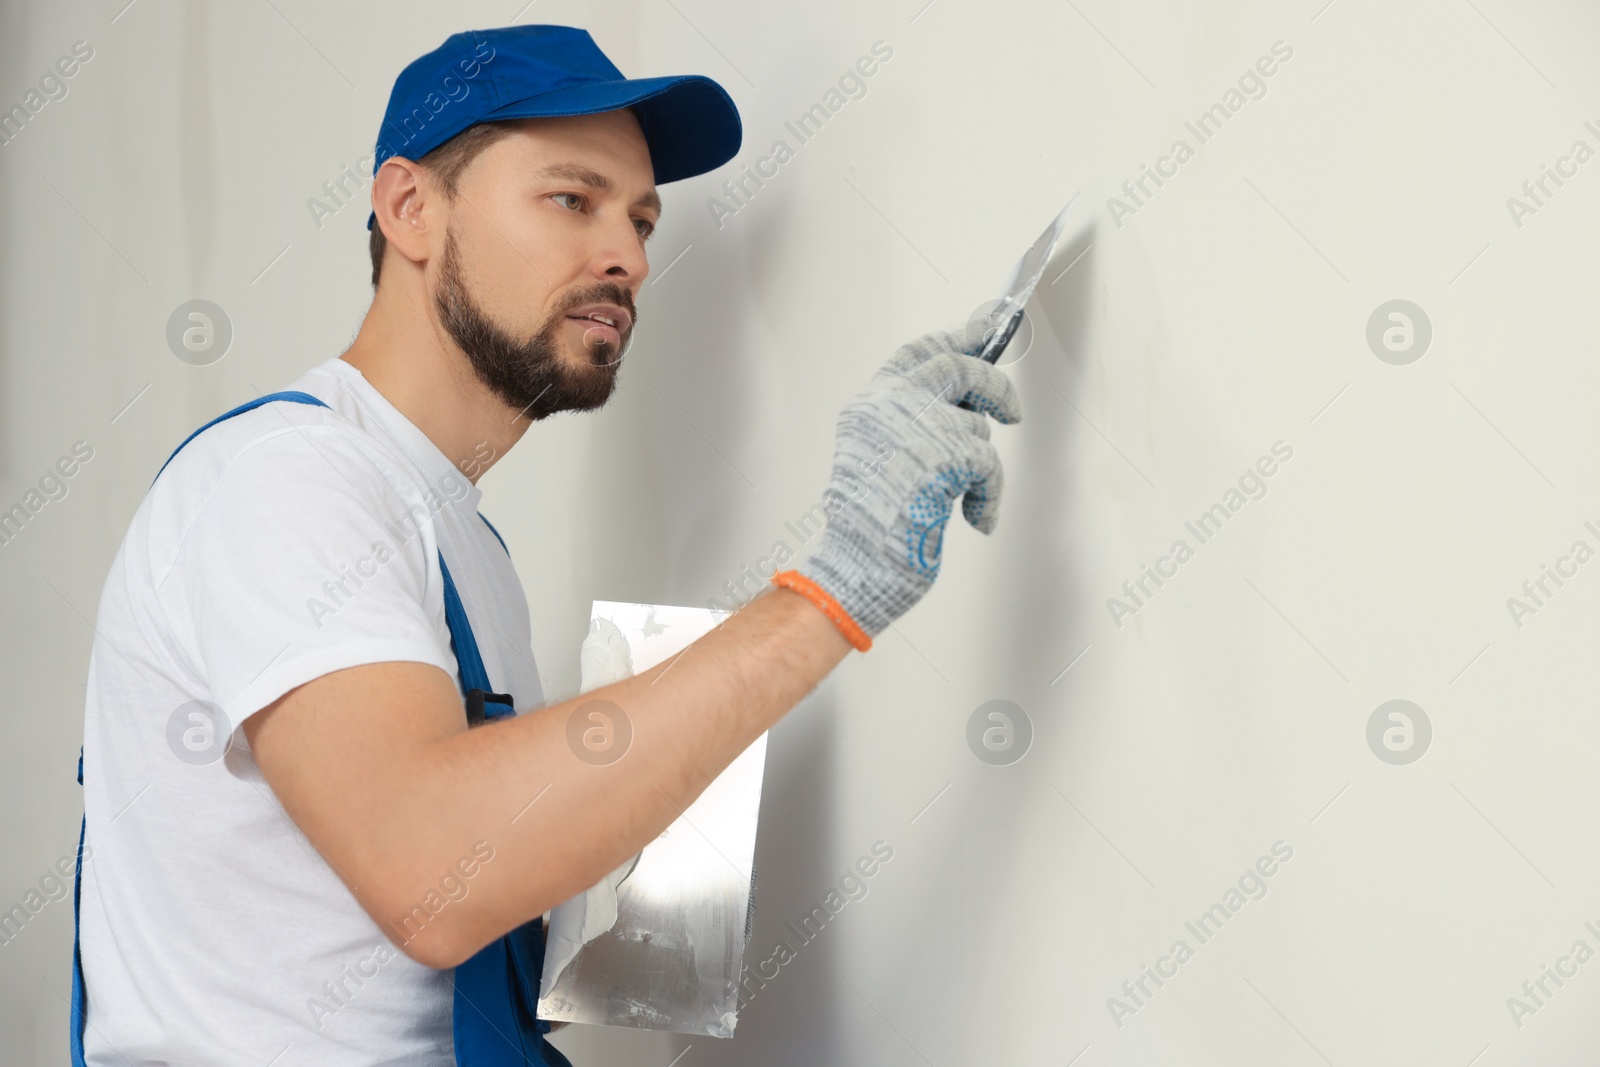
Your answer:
[956,308,1023,411]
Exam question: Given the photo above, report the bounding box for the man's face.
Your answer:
[429,109,659,420]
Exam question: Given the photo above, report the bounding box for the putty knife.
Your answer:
[973,193,1079,364]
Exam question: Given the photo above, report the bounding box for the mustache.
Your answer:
[556,283,637,330]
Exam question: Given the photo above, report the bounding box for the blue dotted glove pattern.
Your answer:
[905,464,985,579]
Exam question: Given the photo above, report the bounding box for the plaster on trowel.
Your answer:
[538,617,642,997]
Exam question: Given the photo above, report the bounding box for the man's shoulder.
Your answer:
[161,387,415,499]
[140,379,433,547]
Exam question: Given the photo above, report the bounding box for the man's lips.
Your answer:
[565,303,631,347]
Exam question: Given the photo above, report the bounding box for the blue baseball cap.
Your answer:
[368,24,742,229]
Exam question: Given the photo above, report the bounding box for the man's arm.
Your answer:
[245,326,1019,969]
[245,584,847,969]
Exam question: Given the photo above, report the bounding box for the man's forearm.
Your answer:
[381,584,851,966]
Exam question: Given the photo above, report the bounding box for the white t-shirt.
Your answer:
[79,357,546,1065]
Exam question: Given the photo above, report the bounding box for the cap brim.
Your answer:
[366,73,740,230]
[484,73,741,185]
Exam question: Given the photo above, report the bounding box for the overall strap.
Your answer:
[74,390,333,1067]
[438,555,568,1067]
[439,554,516,723]
[69,761,87,1066]
[458,517,516,724]
[478,513,509,555]
[152,390,331,483]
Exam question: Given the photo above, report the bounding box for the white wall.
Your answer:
[5,0,1600,1062]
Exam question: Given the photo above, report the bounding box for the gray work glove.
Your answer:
[793,325,1022,641]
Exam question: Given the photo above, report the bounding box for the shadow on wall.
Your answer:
[817,227,1101,1057]
[693,687,844,1065]
[572,212,770,613]
[996,227,1098,707]
[666,139,806,610]
[567,20,826,618]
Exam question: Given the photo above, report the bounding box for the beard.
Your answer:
[433,227,636,421]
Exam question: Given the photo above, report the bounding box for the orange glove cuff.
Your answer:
[769,569,873,652]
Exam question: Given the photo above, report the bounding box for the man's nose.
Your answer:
[592,218,649,288]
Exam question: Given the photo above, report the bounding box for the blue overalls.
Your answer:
[72,391,571,1066]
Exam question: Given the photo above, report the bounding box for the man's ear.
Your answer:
[372,156,435,267]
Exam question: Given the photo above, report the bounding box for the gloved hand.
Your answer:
[782,324,1022,647]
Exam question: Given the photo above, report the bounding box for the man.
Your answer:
[75,24,1018,1065]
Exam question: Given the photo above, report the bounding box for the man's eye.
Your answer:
[553,192,584,211]
[633,218,655,239]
